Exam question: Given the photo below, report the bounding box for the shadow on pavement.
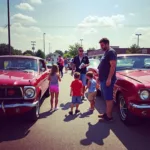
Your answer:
[60,102,71,110]
[64,113,80,122]
[93,96,150,150]
[0,116,34,143]
[39,110,55,119]
[79,111,93,118]
[80,122,110,146]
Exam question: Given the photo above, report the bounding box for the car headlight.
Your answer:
[140,90,149,100]
[24,86,36,99]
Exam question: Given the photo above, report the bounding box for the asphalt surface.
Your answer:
[0,72,150,150]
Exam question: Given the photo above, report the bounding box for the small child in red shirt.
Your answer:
[69,72,83,115]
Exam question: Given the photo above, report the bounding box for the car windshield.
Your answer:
[0,57,38,72]
[117,56,150,71]
[89,59,100,68]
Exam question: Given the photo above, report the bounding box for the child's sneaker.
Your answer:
[54,107,59,111]
[75,110,80,114]
[69,111,73,115]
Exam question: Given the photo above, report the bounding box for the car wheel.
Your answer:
[29,98,40,122]
[118,94,140,126]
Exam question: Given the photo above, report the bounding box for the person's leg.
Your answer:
[54,92,59,110]
[99,81,114,120]
[50,92,54,110]
[69,96,75,115]
[75,96,81,114]
[80,74,86,99]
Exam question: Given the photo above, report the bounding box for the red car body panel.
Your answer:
[0,56,50,117]
[93,54,150,119]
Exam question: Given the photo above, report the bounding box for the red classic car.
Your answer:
[91,54,150,125]
[0,55,50,121]
[114,54,150,125]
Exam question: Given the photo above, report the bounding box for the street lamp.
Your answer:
[135,33,142,47]
[80,39,83,47]
[43,33,46,55]
[7,0,11,55]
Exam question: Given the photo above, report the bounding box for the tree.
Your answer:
[0,43,22,55]
[54,50,63,56]
[23,50,34,56]
[0,43,13,55]
[35,49,45,59]
[68,43,81,57]
[127,44,141,54]
[13,49,22,55]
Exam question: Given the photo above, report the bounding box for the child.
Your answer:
[85,71,98,111]
[49,64,61,111]
[69,72,83,115]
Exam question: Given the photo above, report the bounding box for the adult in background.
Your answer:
[58,55,64,78]
[72,47,89,100]
[64,58,68,73]
[98,38,117,122]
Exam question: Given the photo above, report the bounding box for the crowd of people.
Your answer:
[49,37,117,122]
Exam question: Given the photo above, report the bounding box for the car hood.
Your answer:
[118,70,150,84]
[0,70,38,86]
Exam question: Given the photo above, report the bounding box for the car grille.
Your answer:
[0,87,23,99]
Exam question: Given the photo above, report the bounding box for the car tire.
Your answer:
[29,98,40,122]
[118,94,140,126]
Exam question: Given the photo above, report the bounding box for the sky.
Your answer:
[0,0,150,54]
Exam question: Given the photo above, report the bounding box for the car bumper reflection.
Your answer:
[129,103,150,118]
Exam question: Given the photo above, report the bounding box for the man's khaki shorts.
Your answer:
[88,92,97,101]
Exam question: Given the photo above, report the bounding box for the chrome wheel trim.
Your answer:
[120,96,127,120]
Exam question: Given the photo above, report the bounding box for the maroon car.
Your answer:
[0,55,50,121]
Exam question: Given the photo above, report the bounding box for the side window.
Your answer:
[39,60,46,72]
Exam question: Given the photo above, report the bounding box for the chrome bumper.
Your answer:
[130,103,150,109]
[0,101,38,113]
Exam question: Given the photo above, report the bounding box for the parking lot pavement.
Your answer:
[0,72,150,150]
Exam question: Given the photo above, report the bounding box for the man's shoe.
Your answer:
[75,110,80,114]
[98,113,107,118]
[69,111,73,115]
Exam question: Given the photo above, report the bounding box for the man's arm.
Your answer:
[107,60,116,80]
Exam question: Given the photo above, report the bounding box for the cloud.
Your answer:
[11,13,37,24]
[29,0,42,4]
[16,3,34,11]
[129,13,135,16]
[78,15,125,29]
[114,4,119,8]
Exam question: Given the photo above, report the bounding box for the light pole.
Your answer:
[135,33,142,47]
[80,39,83,47]
[43,33,46,55]
[7,0,11,55]
[49,43,50,54]
[31,41,36,53]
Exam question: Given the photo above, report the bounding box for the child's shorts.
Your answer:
[49,85,59,93]
[88,92,97,101]
[72,96,81,104]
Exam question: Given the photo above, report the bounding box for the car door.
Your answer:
[39,59,50,97]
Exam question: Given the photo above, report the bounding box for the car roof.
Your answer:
[0,55,42,60]
[117,54,150,57]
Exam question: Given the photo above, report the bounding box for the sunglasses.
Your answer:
[79,50,84,52]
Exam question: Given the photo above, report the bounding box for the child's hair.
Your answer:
[74,72,80,79]
[86,71,94,78]
[50,64,59,76]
